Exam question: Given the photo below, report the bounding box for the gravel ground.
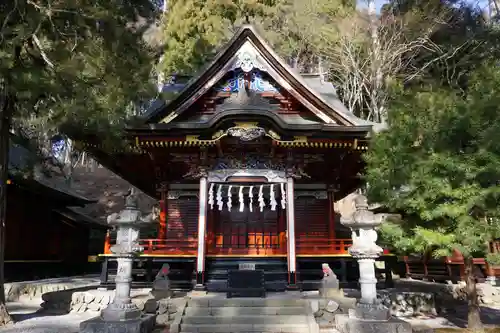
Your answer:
[0,296,95,333]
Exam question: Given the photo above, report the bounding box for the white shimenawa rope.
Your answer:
[227,185,233,211]
[280,183,286,209]
[249,186,254,212]
[216,185,223,211]
[208,183,214,210]
[270,184,277,211]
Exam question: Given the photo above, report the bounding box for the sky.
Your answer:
[357,0,491,13]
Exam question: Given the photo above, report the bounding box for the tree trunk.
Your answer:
[0,85,14,326]
[464,256,483,331]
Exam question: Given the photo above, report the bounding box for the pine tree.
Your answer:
[159,0,355,76]
[159,0,280,76]
[0,0,156,325]
[364,63,500,330]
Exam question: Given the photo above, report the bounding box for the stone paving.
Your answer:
[2,280,500,333]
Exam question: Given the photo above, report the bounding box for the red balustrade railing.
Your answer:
[296,238,353,255]
[140,238,198,256]
[103,236,354,256]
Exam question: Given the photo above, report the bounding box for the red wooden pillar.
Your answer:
[278,206,286,253]
[206,204,215,252]
[104,230,111,254]
[327,186,336,241]
[286,176,297,288]
[158,187,167,239]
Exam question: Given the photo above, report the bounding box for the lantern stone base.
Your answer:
[349,302,391,321]
[101,302,143,321]
[79,314,156,333]
[336,303,411,333]
[335,313,412,333]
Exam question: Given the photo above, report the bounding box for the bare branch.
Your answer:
[31,34,54,69]
[314,2,456,122]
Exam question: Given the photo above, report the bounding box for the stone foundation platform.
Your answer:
[378,290,436,317]
[41,287,182,327]
[6,276,100,301]
[41,288,152,314]
[80,314,156,333]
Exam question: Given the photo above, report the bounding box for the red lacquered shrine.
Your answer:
[83,25,388,291]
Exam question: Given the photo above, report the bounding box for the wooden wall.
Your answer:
[295,196,352,254]
[161,195,334,245]
[295,197,329,238]
[5,185,91,263]
[166,196,199,239]
[4,183,101,280]
[140,193,352,256]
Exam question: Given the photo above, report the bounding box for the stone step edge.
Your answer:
[180,323,309,333]
[184,305,307,311]
[187,300,308,307]
[181,319,309,322]
[182,315,309,322]
[184,308,308,316]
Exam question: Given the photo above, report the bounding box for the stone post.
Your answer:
[80,190,158,333]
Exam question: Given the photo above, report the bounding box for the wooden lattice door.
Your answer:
[214,203,280,250]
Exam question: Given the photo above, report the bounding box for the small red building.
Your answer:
[5,137,107,281]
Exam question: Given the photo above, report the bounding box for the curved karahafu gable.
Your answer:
[143,25,374,129]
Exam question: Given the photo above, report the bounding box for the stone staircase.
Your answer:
[171,297,319,333]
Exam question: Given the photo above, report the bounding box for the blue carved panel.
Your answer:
[215,70,279,93]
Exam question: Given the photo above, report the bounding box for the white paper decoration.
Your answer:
[249,186,254,212]
[239,186,245,212]
[258,185,265,212]
[270,184,277,211]
[208,183,214,209]
[208,183,287,212]
[216,185,223,211]
[280,183,286,209]
[227,185,233,211]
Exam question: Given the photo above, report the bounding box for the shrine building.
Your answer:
[81,25,389,291]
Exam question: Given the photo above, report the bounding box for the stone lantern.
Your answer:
[336,194,411,333]
[80,189,158,333]
[341,194,384,306]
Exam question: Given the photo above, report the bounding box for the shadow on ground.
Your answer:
[438,305,500,328]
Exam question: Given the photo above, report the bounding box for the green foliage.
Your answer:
[365,62,500,260]
[159,0,355,75]
[0,1,157,321]
[1,0,157,140]
[160,0,279,75]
